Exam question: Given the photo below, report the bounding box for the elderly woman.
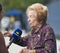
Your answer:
[4,3,57,53]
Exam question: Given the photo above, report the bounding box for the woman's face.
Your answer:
[27,10,39,28]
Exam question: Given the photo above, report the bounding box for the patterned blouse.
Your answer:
[14,23,57,53]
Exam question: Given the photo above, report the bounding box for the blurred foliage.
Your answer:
[0,0,49,12]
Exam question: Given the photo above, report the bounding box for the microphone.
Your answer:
[7,28,22,48]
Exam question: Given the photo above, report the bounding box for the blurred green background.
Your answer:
[0,0,49,12]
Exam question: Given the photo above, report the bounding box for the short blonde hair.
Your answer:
[26,3,48,23]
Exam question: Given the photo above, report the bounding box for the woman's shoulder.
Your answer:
[42,24,54,33]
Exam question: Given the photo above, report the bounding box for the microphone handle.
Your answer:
[7,38,14,49]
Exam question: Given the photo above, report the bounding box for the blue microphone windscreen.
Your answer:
[12,28,22,39]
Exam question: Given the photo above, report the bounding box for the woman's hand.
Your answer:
[20,48,35,53]
[3,31,12,37]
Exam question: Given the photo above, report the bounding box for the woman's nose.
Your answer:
[28,18,30,22]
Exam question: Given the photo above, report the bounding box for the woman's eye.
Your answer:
[30,15,34,18]
[30,15,32,17]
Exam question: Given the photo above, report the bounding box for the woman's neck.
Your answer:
[32,23,42,31]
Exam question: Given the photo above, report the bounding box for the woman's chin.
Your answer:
[30,25,35,28]
[30,25,33,28]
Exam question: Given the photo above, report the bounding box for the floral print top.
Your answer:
[14,23,57,53]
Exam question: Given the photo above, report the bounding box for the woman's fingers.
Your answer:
[19,49,24,53]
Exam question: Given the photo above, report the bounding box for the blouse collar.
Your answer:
[31,23,47,34]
